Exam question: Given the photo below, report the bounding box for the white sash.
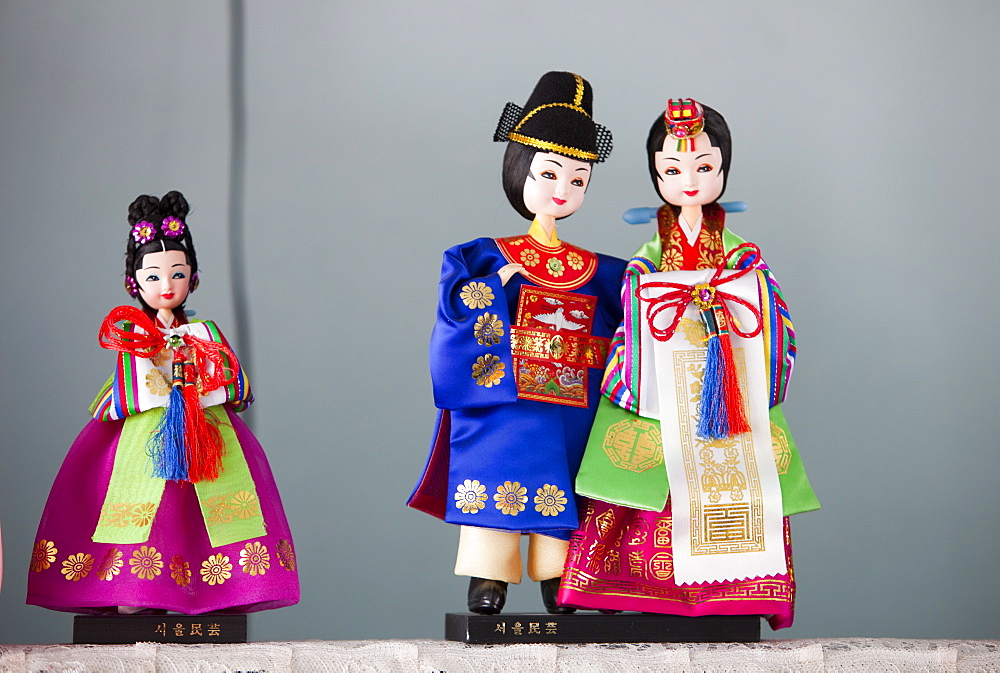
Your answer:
[637,269,785,585]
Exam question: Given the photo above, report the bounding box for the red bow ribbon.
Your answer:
[636,243,764,341]
[99,305,238,394]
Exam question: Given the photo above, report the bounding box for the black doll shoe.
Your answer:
[540,577,576,614]
[468,577,508,614]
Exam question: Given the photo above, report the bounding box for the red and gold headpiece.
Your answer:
[664,98,705,152]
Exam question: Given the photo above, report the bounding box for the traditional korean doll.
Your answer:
[557,100,819,629]
[27,191,299,614]
[408,72,626,614]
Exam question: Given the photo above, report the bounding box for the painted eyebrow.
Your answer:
[695,153,713,160]
[542,159,563,167]
[575,167,590,172]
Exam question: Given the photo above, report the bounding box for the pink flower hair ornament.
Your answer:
[125,275,141,297]
[161,216,185,238]
[131,221,156,245]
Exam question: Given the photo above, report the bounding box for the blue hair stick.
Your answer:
[623,201,748,224]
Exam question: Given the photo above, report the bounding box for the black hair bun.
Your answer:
[127,194,161,226]
[159,191,189,220]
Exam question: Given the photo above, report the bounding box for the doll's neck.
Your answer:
[679,205,704,230]
[157,308,179,328]
[531,215,559,246]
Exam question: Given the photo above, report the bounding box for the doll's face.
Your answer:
[136,249,192,311]
[522,151,591,219]
[654,133,725,208]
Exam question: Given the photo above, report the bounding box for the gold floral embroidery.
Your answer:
[145,368,170,396]
[661,227,684,271]
[170,554,191,586]
[460,282,494,309]
[61,553,93,581]
[151,348,172,368]
[520,249,540,267]
[494,481,527,515]
[474,313,504,347]
[276,540,297,571]
[201,491,264,526]
[472,354,505,388]
[131,502,157,527]
[509,238,525,246]
[201,553,232,586]
[566,251,583,271]
[230,491,261,520]
[205,495,234,526]
[534,484,568,516]
[240,541,270,576]
[545,257,564,278]
[130,546,163,580]
[31,539,57,572]
[97,547,123,581]
[454,479,488,514]
[98,502,133,528]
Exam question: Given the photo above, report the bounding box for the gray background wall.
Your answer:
[2,0,998,643]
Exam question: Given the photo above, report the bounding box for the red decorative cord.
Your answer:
[636,243,764,342]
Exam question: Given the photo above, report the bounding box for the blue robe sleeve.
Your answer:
[430,238,518,410]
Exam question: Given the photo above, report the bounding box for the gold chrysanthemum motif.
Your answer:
[454,479,488,514]
[170,554,191,586]
[520,249,540,267]
[151,349,172,368]
[61,553,93,582]
[566,252,583,270]
[31,539,57,572]
[130,545,163,580]
[240,541,270,576]
[545,258,564,278]
[472,354,505,388]
[231,491,261,520]
[97,547,123,581]
[201,553,232,586]
[494,481,527,515]
[474,313,504,346]
[460,282,494,309]
[146,368,171,396]
[131,502,157,527]
[276,540,296,571]
[534,484,568,517]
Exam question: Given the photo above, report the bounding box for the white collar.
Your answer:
[677,213,702,246]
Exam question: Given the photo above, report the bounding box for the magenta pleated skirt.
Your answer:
[27,408,299,614]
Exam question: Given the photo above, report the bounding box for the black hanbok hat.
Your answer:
[493,71,612,163]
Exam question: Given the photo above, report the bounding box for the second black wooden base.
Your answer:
[73,614,247,644]
[446,612,760,644]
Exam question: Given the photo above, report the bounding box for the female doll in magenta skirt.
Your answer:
[557,100,819,629]
[27,191,299,614]
[408,72,626,614]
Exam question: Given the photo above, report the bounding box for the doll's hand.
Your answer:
[497,264,525,286]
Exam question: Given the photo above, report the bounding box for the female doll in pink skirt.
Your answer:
[27,191,299,614]
[558,101,818,629]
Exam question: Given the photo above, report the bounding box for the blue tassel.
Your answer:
[697,309,730,440]
[149,384,190,481]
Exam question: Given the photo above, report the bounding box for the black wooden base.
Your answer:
[446,612,760,644]
[73,614,247,644]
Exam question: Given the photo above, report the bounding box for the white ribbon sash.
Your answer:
[637,270,785,585]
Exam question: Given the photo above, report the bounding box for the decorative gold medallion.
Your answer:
[771,421,791,474]
[602,419,663,473]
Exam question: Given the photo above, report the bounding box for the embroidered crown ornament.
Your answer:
[664,98,706,152]
[493,71,613,163]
